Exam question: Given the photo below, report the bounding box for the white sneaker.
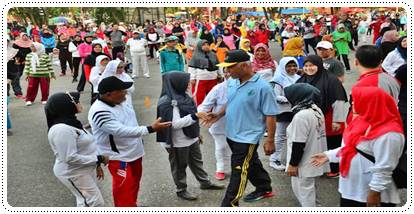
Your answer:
[25,101,32,106]
[144,74,150,78]
[269,160,286,171]
[41,101,47,105]
[264,131,268,137]
[131,75,137,79]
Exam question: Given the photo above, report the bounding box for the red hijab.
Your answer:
[252,43,276,72]
[338,87,404,177]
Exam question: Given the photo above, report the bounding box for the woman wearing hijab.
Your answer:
[311,87,404,207]
[282,37,306,69]
[222,28,236,50]
[77,33,95,92]
[12,32,33,99]
[56,33,73,77]
[23,42,55,106]
[332,24,352,71]
[172,22,185,45]
[210,35,230,63]
[246,30,259,47]
[156,71,224,201]
[188,40,220,106]
[296,55,348,178]
[380,30,400,60]
[239,38,254,61]
[284,83,330,207]
[184,29,201,62]
[146,27,161,59]
[69,34,83,83]
[46,92,108,207]
[268,57,300,171]
[99,60,135,106]
[199,27,215,45]
[252,43,277,82]
[89,55,110,104]
[83,43,107,82]
[382,36,407,77]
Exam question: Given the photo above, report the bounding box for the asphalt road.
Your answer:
[6,37,406,207]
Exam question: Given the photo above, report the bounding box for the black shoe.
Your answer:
[176,190,197,200]
[72,78,78,83]
[243,190,274,202]
[200,182,225,190]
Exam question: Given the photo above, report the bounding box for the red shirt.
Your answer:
[255,30,270,44]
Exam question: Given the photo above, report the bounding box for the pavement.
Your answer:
[6,36,406,207]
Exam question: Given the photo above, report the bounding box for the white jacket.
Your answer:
[382,49,406,77]
[325,132,404,204]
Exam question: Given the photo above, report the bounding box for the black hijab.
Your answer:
[84,43,106,66]
[200,27,215,45]
[45,92,83,131]
[396,36,407,61]
[284,83,321,115]
[157,72,199,145]
[188,40,219,71]
[296,55,348,114]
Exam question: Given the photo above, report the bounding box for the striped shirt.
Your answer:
[24,53,55,78]
[88,99,149,162]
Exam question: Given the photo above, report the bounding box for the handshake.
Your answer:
[195,111,224,127]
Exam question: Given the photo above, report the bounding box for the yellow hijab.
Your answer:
[239,38,251,52]
[282,37,305,57]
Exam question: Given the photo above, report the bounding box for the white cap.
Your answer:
[316,41,333,49]
[132,30,139,34]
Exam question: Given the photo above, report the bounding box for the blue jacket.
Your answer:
[159,48,184,74]
[41,35,56,49]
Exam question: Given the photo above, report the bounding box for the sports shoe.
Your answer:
[177,190,197,201]
[243,190,274,202]
[264,131,268,137]
[200,182,225,190]
[345,69,352,74]
[144,74,150,78]
[25,101,32,106]
[215,172,225,180]
[59,73,65,76]
[16,94,25,100]
[131,75,138,79]
[41,101,47,105]
[326,172,340,178]
[269,160,286,171]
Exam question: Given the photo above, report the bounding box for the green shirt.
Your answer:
[332,31,352,55]
[24,53,55,78]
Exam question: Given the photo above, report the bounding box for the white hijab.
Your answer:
[271,57,300,87]
[30,42,46,72]
[90,55,110,92]
[99,60,135,104]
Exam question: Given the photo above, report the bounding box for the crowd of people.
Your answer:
[7,8,407,207]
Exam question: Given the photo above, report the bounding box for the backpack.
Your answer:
[356,148,406,189]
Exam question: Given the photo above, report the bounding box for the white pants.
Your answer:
[211,133,231,173]
[131,54,149,77]
[270,121,289,162]
[291,176,316,207]
[56,170,104,207]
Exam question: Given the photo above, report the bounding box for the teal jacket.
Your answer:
[159,48,184,74]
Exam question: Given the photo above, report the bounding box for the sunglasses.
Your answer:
[66,92,78,104]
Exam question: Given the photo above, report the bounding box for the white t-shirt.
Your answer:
[127,38,147,55]
[48,124,98,177]
[286,106,330,178]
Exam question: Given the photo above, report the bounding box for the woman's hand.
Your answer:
[366,190,381,207]
[287,165,298,177]
[310,153,329,167]
[96,165,104,180]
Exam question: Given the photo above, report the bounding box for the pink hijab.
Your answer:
[252,43,276,72]
[14,32,33,48]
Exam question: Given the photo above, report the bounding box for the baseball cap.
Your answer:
[132,30,139,34]
[98,76,133,94]
[216,50,251,67]
[316,41,333,49]
[165,35,179,42]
